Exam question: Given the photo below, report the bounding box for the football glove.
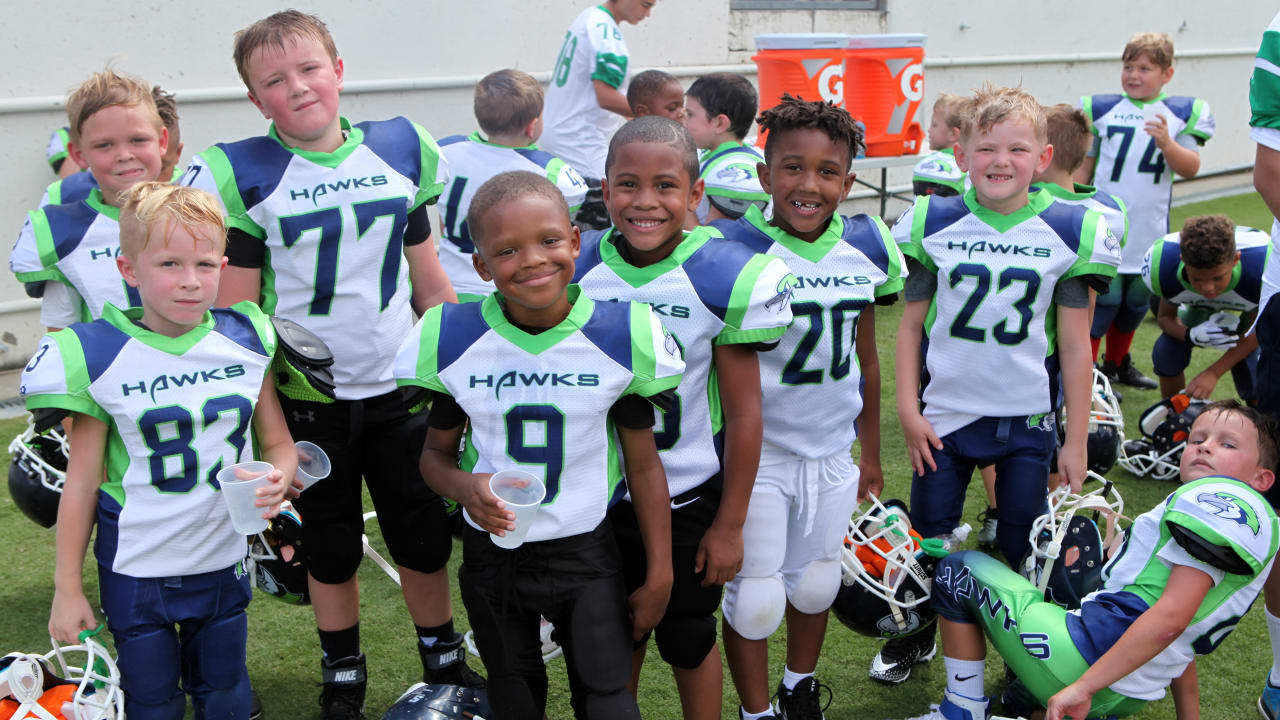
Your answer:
[1188,319,1238,349]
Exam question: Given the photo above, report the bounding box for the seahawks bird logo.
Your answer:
[1196,491,1261,535]
[765,274,798,313]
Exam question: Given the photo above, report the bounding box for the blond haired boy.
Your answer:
[25,182,296,720]
[912,92,968,197]
[437,68,586,300]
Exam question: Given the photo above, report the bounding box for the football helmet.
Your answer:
[7,419,70,528]
[247,501,309,604]
[0,637,123,720]
[1056,368,1124,475]
[1019,473,1126,610]
[380,683,491,720]
[834,496,943,639]
[1117,393,1210,480]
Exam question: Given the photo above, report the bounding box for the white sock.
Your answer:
[1268,609,1280,686]
[740,706,774,720]
[943,656,985,700]
[781,666,811,691]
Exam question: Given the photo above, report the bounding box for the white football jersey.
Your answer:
[437,132,587,298]
[10,188,140,326]
[895,190,1120,438]
[716,206,906,459]
[1032,182,1129,253]
[540,5,630,179]
[1082,93,1215,272]
[394,288,684,541]
[184,117,448,399]
[1143,226,1270,313]
[1068,477,1278,701]
[20,302,275,578]
[575,226,794,496]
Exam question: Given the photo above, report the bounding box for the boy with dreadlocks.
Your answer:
[712,95,906,720]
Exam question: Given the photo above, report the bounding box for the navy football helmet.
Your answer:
[7,419,69,528]
[380,683,491,720]
[1118,393,1210,480]
[1019,473,1127,609]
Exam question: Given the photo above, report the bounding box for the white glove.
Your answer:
[1208,311,1241,333]
[1188,319,1238,349]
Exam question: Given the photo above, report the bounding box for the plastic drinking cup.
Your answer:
[488,469,546,549]
[1142,103,1165,128]
[217,461,274,534]
[295,441,332,492]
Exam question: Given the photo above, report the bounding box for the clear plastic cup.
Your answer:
[1142,103,1165,128]
[217,461,274,534]
[488,469,546,549]
[295,441,331,492]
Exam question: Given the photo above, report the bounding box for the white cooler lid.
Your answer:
[846,33,927,49]
[754,33,853,50]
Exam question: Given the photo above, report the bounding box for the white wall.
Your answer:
[0,0,1272,365]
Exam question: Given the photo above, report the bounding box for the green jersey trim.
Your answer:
[1149,239,1168,299]
[267,117,363,169]
[412,121,446,209]
[394,305,448,393]
[1182,99,1210,141]
[480,285,595,355]
[23,210,62,282]
[961,187,1054,234]
[84,189,119,220]
[466,130,536,151]
[102,304,215,356]
[1164,508,1266,578]
[723,252,781,332]
[1081,96,1099,136]
[24,390,106,423]
[715,325,787,346]
[102,432,130,506]
[743,205,845,264]
[200,146,263,239]
[26,330,107,423]
[624,301,681,397]
[597,227,714,288]
[1060,210,1117,283]
[592,53,628,89]
[901,196,938,273]
[45,178,65,205]
[1251,30,1280,128]
[1176,255,1242,297]
[870,215,904,297]
[1124,91,1169,108]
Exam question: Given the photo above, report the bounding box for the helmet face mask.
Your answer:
[1117,393,1208,480]
[1058,369,1124,475]
[247,502,310,604]
[1019,473,1127,609]
[8,419,70,528]
[834,496,936,639]
[1,637,124,720]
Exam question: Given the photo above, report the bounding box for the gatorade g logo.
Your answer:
[1196,490,1261,535]
[900,62,924,103]
[818,62,843,104]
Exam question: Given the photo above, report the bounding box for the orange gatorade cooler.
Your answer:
[844,34,927,156]
[752,34,851,146]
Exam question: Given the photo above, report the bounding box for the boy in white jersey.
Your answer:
[905,400,1280,720]
[401,171,681,720]
[1077,32,1215,391]
[438,69,587,301]
[683,72,769,225]
[627,69,685,122]
[1144,215,1269,403]
[890,86,1119,685]
[10,70,170,329]
[712,95,905,720]
[575,116,794,719]
[184,11,475,715]
[26,183,296,720]
[542,0,655,230]
[912,93,967,198]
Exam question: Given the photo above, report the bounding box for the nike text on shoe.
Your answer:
[421,631,487,688]
[320,653,366,720]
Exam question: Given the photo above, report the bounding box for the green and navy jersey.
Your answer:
[46,126,70,171]
[393,287,684,541]
[19,302,276,578]
[714,205,905,459]
[184,117,448,400]
[437,132,587,298]
[912,148,966,195]
[541,4,630,178]
[1081,92,1215,272]
[38,167,181,210]
[1142,226,1270,313]
[894,189,1120,438]
[1067,476,1278,701]
[574,226,794,496]
[1032,181,1129,255]
[1251,13,1280,277]
[696,141,768,223]
[9,188,142,326]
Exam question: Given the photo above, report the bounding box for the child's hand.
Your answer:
[1046,680,1093,720]
[628,577,673,641]
[49,590,97,646]
[1058,439,1086,493]
[695,520,743,587]
[1145,114,1171,148]
[285,475,304,500]
[254,469,289,519]
[461,474,516,536]
[858,461,884,501]
[1185,368,1222,398]
[901,412,942,475]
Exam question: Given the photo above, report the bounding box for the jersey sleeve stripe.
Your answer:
[1061,210,1119,282]
[30,209,60,271]
[1148,241,1166,299]
[592,52,628,88]
[394,305,447,393]
[1114,195,1131,248]
[413,122,448,210]
[723,252,775,331]
[715,325,787,346]
[901,197,938,273]
[624,304,683,398]
[201,148,264,239]
[1253,30,1280,129]
[1181,99,1211,140]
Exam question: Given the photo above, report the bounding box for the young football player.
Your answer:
[1144,215,1268,403]
[1249,12,1280,718]
[911,92,967,197]
[889,85,1120,685]
[45,126,75,177]
[1077,31,1215,390]
[683,72,769,225]
[10,71,170,329]
[438,68,587,301]
[541,0,655,230]
[904,400,1279,720]
[627,69,685,121]
[183,10,474,716]
[400,170,682,720]
[710,95,904,719]
[574,116,794,719]
[28,182,297,720]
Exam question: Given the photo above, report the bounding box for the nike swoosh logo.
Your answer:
[954,674,977,682]
[670,496,699,510]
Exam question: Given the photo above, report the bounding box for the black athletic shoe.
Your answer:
[1105,354,1157,390]
[773,676,832,720]
[319,654,366,720]
[250,688,263,720]
[868,624,937,685]
[420,632,487,688]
